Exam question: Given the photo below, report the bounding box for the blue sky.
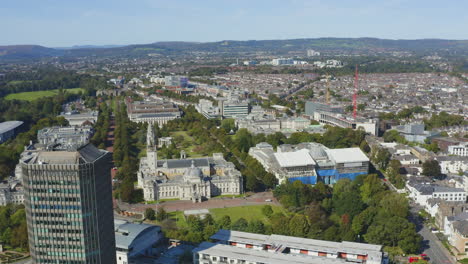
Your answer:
[1,0,467,47]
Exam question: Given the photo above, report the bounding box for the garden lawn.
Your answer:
[209,205,286,223]
[4,88,85,101]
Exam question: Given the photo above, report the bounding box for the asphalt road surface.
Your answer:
[409,205,455,264]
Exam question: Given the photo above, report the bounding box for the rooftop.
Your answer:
[325,148,369,163]
[0,121,23,134]
[193,242,348,264]
[274,149,316,168]
[115,220,161,249]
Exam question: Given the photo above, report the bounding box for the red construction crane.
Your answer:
[353,64,358,119]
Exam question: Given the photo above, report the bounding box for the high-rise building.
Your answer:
[20,143,116,264]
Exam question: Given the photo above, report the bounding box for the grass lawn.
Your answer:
[148,211,188,228]
[209,204,286,224]
[4,88,85,101]
[169,131,205,158]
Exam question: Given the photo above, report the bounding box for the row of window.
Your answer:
[36,244,83,250]
[29,180,79,186]
[35,220,82,226]
[32,212,86,218]
[32,188,81,194]
[33,204,81,210]
[32,196,81,202]
[38,259,85,264]
[37,251,85,258]
[36,236,82,242]
[35,228,82,234]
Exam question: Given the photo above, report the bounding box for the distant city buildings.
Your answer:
[20,143,116,263]
[165,75,188,88]
[126,98,182,125]
[0,121,23,143]
[307,49,321,57]
[249,142,369,184]
[193,229,388,264]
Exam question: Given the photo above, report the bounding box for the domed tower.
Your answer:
[146,124,157,170]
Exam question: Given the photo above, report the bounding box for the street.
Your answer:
[409,205,456,264]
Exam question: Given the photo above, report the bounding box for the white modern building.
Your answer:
[193,230,388,264]
[407,181,466,209]
[313,111,379,136]
[448,143,468,156]
[249,142,369,184]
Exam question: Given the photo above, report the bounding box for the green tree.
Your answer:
[422,160,441,177]
[261,205,274,218]
[231,218,249,231]
[156,207,168,222]
[288,214,310,237]
[218,215,232,229]
[144,208,156,220]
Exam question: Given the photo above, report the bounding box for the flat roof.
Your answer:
[193,242,348,264]
[325,148,369,163]
[274,149,316,167]
[211,230,383,258]
[0,121,23,134]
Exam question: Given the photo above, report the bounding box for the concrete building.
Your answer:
[219,99,249,118]
[164,75,188,88]
[448,142,468,156]
[60,111,98,126]
[271,58,294,66]
[193,229,388,264]
[115,220,163,264]
[313,111,379,136]
[305,102,343,116]
[0,121,24,143]
[19,143,116,264]
[394,123,440,144]
[137,126,243,202]
[126,98,182,125]
[196,99,221,119]
[37,126,94,150]
[0,178,24,206]
[249,142,369,184]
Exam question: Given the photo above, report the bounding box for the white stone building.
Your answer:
[435,156,468,174]
[137,126,243,202]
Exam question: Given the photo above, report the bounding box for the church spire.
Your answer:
[147,124,156,149]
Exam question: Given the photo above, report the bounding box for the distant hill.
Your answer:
[56,44,126,50]
[0,45,64,60]
[2,38,468,60]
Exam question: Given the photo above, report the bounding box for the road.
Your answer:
[409,205,456,264]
